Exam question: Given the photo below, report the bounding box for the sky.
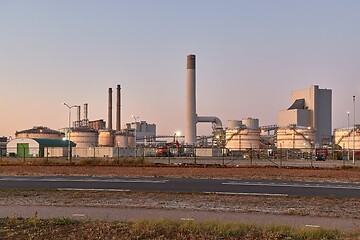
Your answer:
[1,0,360,138]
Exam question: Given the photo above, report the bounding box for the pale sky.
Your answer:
[1,0,360,138]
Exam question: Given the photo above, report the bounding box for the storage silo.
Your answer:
[242,118,259,130]
[276,126,315,149]
[15,126,64,140]
[334,126,360,149]
[225,128,261,150]
[127,133,136,148]
[69,127,98,148]
[227,120,242,130]
[114,131,128,148]
[98,130,114,147]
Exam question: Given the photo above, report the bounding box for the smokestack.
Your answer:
[108,88,113,130]
[83,103,88,127]
[77,106,81,127]
[185,54,197,144]
[116,85,121,131]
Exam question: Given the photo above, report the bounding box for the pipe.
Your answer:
[108,88,113,130]
[197,116,223,129]
[185,54,197,144]
[116,84,121,131]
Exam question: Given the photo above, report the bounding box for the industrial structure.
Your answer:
[278,85,332,147]
[225,118,261,151]
[7,138,76,158]
[185,54,223,145]
[15,126,64,140]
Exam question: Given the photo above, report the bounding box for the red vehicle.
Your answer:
[156,141,180,157]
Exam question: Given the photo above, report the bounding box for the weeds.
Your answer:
[0,218,357,239]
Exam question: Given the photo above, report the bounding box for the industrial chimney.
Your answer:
[116,85,121,131]
[83,103,89,127]
[77,106,81,127]
[108,88,113,130]
[185,54,197,144]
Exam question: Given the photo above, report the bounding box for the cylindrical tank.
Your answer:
[225,129,260,150]
[15,126,64,140]
[227,120,242,130]
[242,118,259,130]
[69,127,98,148]
[98,130,114,147]
[114,132,128,148]
[127,134,135,148]
[334,126,360,149]
[276,126,315,149]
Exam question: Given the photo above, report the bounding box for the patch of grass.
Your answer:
[0,218,356,239]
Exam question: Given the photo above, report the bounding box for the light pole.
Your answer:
[63,102,77,161]
[347,111,350,161]
[131,115,139,157]
[353,96,356,164]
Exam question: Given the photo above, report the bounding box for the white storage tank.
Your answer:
[15,126,64,140]
[225,128,261,150]
[70,127,98,148]
[227,120,242,130]
[114,132,128,148]
[98,130,114,147]
[334,126,360,149]
[276,126,315,149]
[242,118,259,130]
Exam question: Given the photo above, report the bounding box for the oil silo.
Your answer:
[15,126,64,140]
[69,127,98,148]
[276,126,315,149]
[227,120,242,129]
[114,131,128,148]
[98,130,114,147]
[242,118,259,130]
[225,128,261,150]
[334,126,360,149]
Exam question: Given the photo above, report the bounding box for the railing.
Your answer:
[1,146,360,168]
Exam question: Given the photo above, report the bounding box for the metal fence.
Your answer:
[1,146,360,168]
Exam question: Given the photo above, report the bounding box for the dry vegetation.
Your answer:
[1,217,357,240]
[0,164,359,183]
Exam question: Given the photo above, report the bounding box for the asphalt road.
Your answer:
[0,176,359,198]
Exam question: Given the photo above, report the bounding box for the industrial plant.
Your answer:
[1,54,360,161]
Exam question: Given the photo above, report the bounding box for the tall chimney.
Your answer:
[108,88,113,130]
[77,106,81,127]
[116,84,121,131]
[185,54,197,145]
[83,103,88,127]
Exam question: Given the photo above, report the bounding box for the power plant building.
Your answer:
[125,121,156,144]
[278,85,332,147]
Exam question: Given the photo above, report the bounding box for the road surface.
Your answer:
[0,176,359,198]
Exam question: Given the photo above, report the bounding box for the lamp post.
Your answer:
[131,115,139,157]
[353,96,356,164]
[63,102,77,161]
[347,111,350,161]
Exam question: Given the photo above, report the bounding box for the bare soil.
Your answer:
[0,165,359,182]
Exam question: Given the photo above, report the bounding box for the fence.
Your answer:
[1,145,360,168]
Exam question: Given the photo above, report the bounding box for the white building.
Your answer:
[125,121,156,144]
[278,85,332,146]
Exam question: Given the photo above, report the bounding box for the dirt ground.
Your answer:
[0,165,359,183]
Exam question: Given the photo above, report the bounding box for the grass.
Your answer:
[0,217,358,240]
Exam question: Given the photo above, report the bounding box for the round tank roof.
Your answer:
[71,127,98,133]
[16,126,62,135]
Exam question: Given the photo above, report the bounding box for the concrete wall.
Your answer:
[278,109,310,127]
[73,147,135,158]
